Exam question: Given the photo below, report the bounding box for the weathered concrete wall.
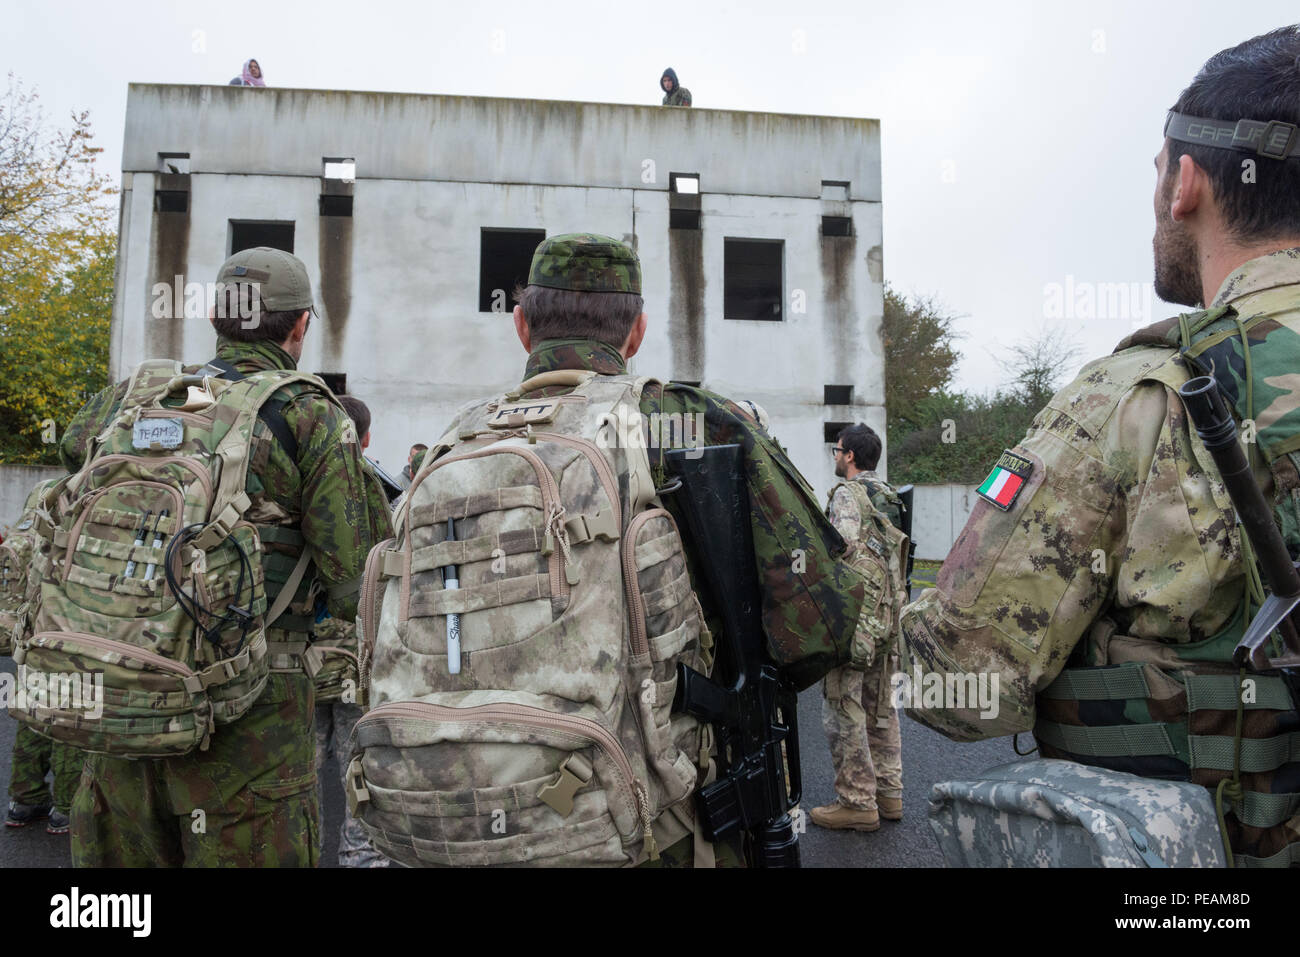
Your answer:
[115,85,884,498]
[0,466,64,530]
[911,483,979,562]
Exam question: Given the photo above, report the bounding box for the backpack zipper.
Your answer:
[620,509,682,659]
[358,700,652,840]
[358,536,397,677]
[27,630,198,679]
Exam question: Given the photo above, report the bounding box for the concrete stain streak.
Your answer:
[820,232,857,390]
[149,194,189,361]
[319,214,353,366]
[669,226,705,383]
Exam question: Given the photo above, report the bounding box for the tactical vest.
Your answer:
[1035,305,1300,868]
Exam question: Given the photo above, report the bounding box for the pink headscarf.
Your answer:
[241,59,266,87]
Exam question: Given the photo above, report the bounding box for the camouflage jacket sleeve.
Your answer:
[59,380,130,472]
[898,346,1242,742]
[279,393,394,622]
[826,485,862,549]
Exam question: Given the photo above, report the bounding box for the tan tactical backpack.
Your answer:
[348,370,714,866]
[827,479,910,671]
[0,478,61,657]
[11,359,327,757]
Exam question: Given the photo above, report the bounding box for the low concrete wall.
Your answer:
[0,465,65,531]
[910,483,978,562]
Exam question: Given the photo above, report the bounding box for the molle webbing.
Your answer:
[1036,666,1300,866]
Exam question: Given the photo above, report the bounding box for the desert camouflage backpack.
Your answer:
[827,478,910,671]
[348,369,714,866]
[0,478,61,656]
[11,359,327,757]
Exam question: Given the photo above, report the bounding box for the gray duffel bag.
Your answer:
[929,758,1227,868]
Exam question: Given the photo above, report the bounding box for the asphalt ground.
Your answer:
[0,570,1015,868]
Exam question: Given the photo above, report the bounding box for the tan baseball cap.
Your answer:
[216,246,317,314]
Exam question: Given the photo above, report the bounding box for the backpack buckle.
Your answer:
[564,510,621,545]
[537,753,593,818]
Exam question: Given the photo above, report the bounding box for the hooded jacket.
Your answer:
[660,68,692,107]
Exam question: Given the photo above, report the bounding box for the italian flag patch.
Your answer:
[977,450,1034,511]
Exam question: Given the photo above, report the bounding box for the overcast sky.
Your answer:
[5,0,1297,392]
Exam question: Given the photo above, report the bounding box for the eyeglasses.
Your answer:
[831,446,845,455]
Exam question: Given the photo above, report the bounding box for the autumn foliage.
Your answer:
[0,74,116,464]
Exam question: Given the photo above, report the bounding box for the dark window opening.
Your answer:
[824,421,853,444]
[319,194,353,217]
[316,373,347,395]
[670,208,701,230]
[229,221,295,255]
[824,385,853,405]
[158,152,190,174]
[724,239,783,321]
[480,228,546,313]
[822,216,852,237]
[155,191,189,213]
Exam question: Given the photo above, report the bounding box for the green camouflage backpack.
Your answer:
[348,369,714,866]
[0,478,61,657]
[826,479,910,672]
[11,359,327,757]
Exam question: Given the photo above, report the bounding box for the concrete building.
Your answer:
[112,83,885,497]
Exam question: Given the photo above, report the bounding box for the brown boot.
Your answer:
[878,795,903,821]
[809,801,880,832]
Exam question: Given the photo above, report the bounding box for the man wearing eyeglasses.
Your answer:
[812,423,906,832]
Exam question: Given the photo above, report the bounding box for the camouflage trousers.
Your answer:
[315,700,390,868]
[821,657,902,810]
[70,673,320,867]
[9,724,83,812]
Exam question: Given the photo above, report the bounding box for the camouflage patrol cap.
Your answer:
[528,233,642,295]
[216,246,317,314]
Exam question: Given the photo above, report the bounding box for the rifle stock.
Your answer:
[664,444,801,867]
[1178,376,1300,670]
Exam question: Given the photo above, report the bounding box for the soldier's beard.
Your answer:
[834,460,847,479]
[1153,192,1203,308]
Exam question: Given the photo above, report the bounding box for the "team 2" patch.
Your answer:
[977,450,1034,511]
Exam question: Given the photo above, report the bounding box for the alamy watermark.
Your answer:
[2,667,104,719]
[596,404,706,460]
[1043,275,1157,327]
[891,666,999,720]
[150,275,262,328]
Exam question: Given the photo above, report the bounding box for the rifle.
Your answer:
[897,483,917,594]
[364,456,406,503]
[663,444,802,868]
[1178,376,1300,670]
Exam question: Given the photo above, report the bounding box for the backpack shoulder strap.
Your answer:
[195,370,332,551]
[205,357,303,462]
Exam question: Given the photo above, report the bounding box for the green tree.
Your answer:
[0,74,115,464]
[882,283,962,435]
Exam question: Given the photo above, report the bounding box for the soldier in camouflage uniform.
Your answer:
[63,247,392,866]
[897,27,1300,866]
[812,424,903,831]
[660,68,692,107]
[6,726,81,834]
[314,394,391,867]
[4,480,82,835]
[476,232,865,866]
